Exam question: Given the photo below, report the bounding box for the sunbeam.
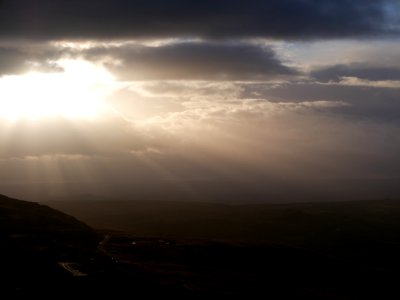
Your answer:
[0,59,116,120]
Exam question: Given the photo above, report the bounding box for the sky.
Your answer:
[0,0,400,202]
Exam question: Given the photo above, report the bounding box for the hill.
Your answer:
[0,194,100,295]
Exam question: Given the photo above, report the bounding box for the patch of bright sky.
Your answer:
[0,59,118,120]
[50,37,200,50]
[265,38,400,71]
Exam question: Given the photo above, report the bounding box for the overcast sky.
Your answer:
[0,0,399,202]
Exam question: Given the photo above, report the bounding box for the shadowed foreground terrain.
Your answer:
[3,194,400,298]
[46,198,400,299]
[0,194,99,296]
[0,194,188,297]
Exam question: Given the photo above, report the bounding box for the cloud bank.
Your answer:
[0,0,398,40]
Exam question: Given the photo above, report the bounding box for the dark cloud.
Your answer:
[241,82,400,122]
[0,41,297,80]
[0,45,63,75]
[86,42,297,80]
[0,0,397,40]
[311,64,400,82]
[0,47,29,75]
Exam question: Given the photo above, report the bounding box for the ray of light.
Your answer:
[0,59,116,120]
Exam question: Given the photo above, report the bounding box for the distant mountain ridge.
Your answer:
[45,198,400,243]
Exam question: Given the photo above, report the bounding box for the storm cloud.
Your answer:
[0,0,397,40]
[241,81,400,122]
[311,64,400,82]
[85,42,298,80]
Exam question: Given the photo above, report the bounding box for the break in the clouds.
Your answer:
[0,0,398,40]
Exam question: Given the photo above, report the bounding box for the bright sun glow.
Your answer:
[0,59,115,120]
